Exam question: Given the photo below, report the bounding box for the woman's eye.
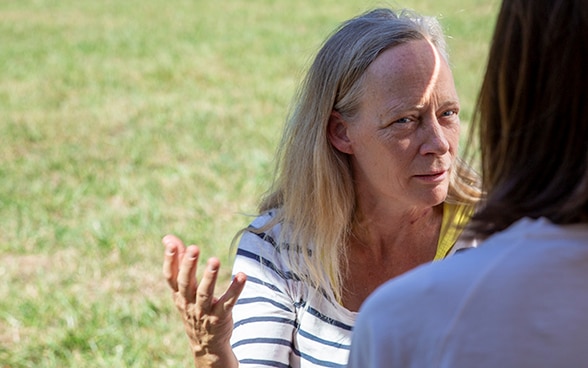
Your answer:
[442,110,458,117]
[394,117,412,124]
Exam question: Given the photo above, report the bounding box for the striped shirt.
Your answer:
[230,204,473,367]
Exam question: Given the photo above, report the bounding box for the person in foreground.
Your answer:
[348,0,588,367]
[162,8,481,368]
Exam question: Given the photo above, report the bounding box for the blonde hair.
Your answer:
[238,8,480,302]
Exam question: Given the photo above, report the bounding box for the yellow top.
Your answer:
[433,202,474,260]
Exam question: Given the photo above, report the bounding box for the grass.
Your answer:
[0,0,498,366]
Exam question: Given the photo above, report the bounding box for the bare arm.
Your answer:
[162,235,246,368]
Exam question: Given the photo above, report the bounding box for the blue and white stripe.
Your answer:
[230,212,356,368]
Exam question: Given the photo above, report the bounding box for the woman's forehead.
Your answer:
[361,40,457,107]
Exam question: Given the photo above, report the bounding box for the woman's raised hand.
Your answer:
[162,234,246,368]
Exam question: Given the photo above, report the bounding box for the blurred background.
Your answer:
[0,0,498,366]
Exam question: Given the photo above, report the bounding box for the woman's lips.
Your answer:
[413,170,448,182]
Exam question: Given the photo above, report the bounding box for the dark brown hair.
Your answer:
[468,0,588,238]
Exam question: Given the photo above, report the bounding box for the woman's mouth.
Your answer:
[414,170,447,182]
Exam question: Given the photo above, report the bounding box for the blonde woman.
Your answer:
[163,8,480,368]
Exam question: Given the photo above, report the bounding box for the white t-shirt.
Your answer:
[348,218,588,368]
[230,212,355,368]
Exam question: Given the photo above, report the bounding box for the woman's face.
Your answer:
[331,39,460,213]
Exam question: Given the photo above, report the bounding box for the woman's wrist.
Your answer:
[192,341,238,368]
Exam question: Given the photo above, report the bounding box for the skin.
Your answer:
[330,39,459,213]
[162,235,245,368]
[329,39,460,309]
[163,39,461,365]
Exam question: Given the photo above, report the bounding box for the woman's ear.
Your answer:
[327,111,353,154]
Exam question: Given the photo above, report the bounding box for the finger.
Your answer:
[162,234,186,291]
[178,245,200,302]
[216,272,247,314]
[195,257,221,314]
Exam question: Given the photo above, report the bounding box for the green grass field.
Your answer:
[0,0,498,366]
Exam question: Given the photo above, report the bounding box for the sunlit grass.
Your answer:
[0,0,498,365]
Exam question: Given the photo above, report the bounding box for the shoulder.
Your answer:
[237,210,282,254]
[354,219,588,365]
[350,242,498,366]
[355,218,548,339]
[233,210,301,287]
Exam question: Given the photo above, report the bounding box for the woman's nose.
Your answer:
[419,117,450,155]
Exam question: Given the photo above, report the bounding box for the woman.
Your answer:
[348,1,588,367]
[164,8,480,368]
